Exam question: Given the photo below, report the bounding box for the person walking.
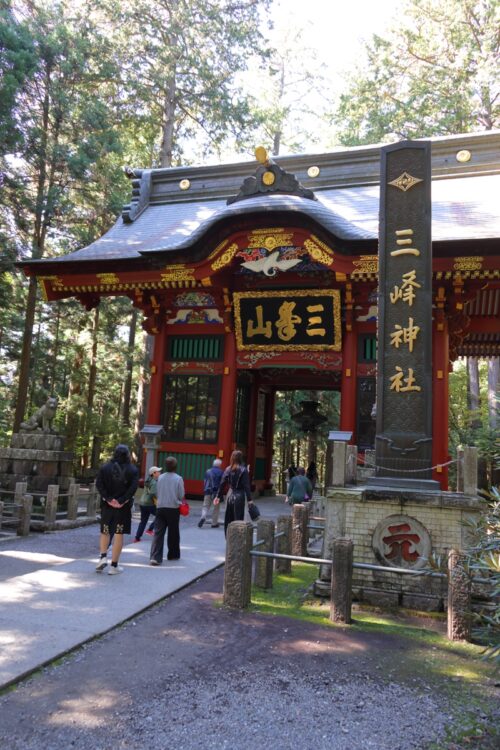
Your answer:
[214,450,254,536]
[285,466,313,506]
[95,444,139,575]
[198,458,223,528]
[134,466,161,542]
[149,456,184,566]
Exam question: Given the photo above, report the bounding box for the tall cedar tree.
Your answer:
[334,0,499,145]
[0,2,123,430]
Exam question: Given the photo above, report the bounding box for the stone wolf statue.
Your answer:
[20,397,58,433]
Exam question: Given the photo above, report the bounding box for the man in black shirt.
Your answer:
[95,444,139,575]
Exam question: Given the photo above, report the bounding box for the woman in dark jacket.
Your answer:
[214,450,254,536]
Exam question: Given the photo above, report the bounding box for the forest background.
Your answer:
[0,0,498,485]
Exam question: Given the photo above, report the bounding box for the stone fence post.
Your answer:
[44,485,59,524]
[330,537,354,624]
[463,446,478,496]
[447,549,471,642]
[14,482,27,523]
[223,521,253,609]
[254,518,275,589]
[332,442,347,486]
[345,445,358,484]
[292,504,308,557]
[276,515,292,574]
[87,481,98,517]
[17,494,33,536]
[67,482,79,521]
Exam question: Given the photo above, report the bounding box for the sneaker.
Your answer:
[108,565,124,575]
[149,560,160,566]
[211,523,220,528]
[95,558,107,572]
[198,517,206,528]
[146,529,154,536]
[133,538,141,543]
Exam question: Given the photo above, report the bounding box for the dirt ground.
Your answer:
[0,565,498,750]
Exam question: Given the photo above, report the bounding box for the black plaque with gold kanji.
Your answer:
[233,290,341,351]
[373,141,438,488]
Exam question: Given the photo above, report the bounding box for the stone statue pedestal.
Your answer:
[0,432,74,493]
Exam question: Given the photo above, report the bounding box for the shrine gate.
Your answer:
[21,132,500,496]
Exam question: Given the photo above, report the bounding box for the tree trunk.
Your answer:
[13,277,38,432]
[49,302,61,395]
[159,73,176,168]
[13,63,52,432]
[487,357,499,430]
[134,332,154,465]
[122,307,138,426]
[86,306,100,412]
[467,357,481,431]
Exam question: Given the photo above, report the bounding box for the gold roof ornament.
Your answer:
[255,146,270,166]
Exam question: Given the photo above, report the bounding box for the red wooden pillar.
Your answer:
[340,323,358,440]
[146,327,167,424]
[217,330,238,466]
[432,311,450,489]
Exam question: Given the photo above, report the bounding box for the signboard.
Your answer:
[373,141,437,487]
[233,290,341,351]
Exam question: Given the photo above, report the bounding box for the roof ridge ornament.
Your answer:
[227,146,317,205]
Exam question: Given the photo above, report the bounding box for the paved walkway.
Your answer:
[0,496,287,690]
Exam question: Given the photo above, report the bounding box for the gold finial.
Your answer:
[255,146,269,166]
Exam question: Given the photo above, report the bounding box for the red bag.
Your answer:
[179,500,190,516]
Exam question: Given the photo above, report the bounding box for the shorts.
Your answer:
[100,500,132,535]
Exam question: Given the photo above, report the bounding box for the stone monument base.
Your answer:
[0,432,74,494]
[314,485,486,612]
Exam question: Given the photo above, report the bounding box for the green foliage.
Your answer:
[463,490,500,666]
[334,0,499,145]
[448,359,499,486]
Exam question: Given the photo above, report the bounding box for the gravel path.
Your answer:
[1,564,493,750]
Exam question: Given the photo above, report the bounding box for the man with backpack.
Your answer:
[198,458,223,528]
[95,444,139,575]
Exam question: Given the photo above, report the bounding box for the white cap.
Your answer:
[149,466,162,475]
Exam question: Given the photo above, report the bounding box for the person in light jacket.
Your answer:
[149,456,184,566]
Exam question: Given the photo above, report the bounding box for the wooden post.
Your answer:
[330,537,354,624]
[254,518,275,589]
[223,521,253,609]
[44,485,59,524]
[292,504,307,557]
[17,494,33,536]
[463,446,478,496]
[67,483,79,521]
[87,481,98,517]
[276,515,292,574]
[447,549,471,642]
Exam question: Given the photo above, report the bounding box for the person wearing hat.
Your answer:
[133,466,161,542]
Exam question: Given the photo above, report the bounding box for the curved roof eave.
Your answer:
[138,193,375,258]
